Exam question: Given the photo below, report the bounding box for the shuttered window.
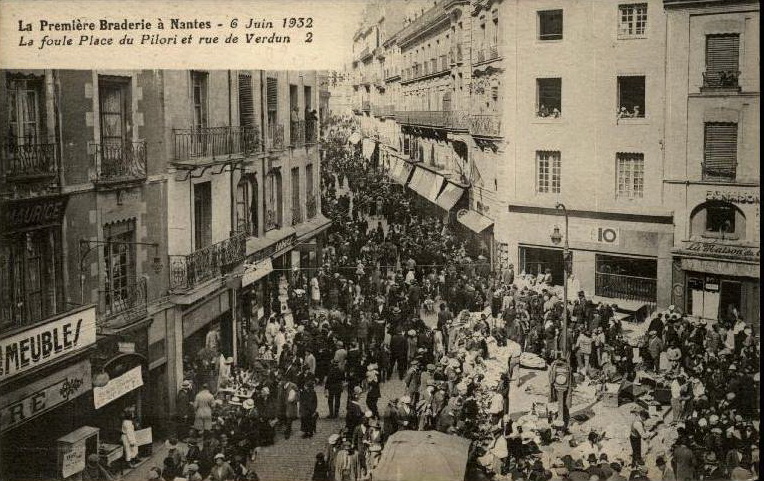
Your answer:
[703,122,737,181]
[238,74,254,128]
[266,77,278,113]
[706,34,740,73]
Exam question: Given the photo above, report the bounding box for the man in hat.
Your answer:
[300,379,318,438]
[346,386,366,432]
[209,453,235,481]
[325,359,345,419]
[176,380,194,438]
[366,365,381,417]
[647,331,664,373]
[403,359,422,407]
[390,329,408,380]
[629,410,655,467]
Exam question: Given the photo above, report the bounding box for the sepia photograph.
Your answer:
[0,0,760,480]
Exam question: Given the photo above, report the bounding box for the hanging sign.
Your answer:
[93,365,143,409]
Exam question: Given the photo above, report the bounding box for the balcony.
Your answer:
[306,119,318,144]
[594,272,657,305]
[395,110,469,130]
[169,232,247,291]
[449,43,464,65]
[98,277,147,331]
[173,126,261,163]
[701,70,741,92]
[3,139,58,180]
[93,140,147,185]
[290,120,306,147]
[469,114,502,138]
[306,194,317,219]
[268,123,285,151]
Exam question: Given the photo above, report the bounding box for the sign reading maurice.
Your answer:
[0,306,97,382]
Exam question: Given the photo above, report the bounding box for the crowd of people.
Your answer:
[145,116,759,481]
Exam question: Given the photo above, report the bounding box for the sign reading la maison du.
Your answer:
[0,306,97,382]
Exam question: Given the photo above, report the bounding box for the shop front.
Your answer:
[181,291,232,391]
[0,305,97,480]
[672,240,760,328]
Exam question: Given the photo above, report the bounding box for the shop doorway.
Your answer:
[519,246,565,285]
[719,280,742,322]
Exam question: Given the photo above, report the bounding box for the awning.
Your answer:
[389,157,413,185]
[348,131,362,144]
[242,258,274,287]
[362,138,376,160]
[435,182,465,210]
[408,167,444,203]
[372,431,471,481]
[457,209,494,233]
[295,214,332,241]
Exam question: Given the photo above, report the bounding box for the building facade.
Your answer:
[0,68,328,480]
[663,0,760,326]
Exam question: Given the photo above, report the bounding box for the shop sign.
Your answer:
[242,258,274,288]
[93,365,143,409]
[569,224,621,246]
[0,195,69,231]
[61,439,87,478]
[0,306,97,382]
[682,241,760,261]
[0,360,91,434]
[706,190,760,204]
[274,233,297,256]
[118,342,136,354]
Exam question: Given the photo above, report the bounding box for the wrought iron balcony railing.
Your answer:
[395,110,469,130]
[169,232,247,291]
[268,123,285,151]
[173,126,261,162]
[290,120,306,147]
[488,45,499,60]
[98,277,147,330]
[4,139,58,179]
[469,114,502,137]
[702,70,741,90]
[306,194,317,219]
[306,119,318,144]
[94,140,147,184]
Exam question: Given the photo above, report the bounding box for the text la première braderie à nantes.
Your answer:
[18,17,297,48]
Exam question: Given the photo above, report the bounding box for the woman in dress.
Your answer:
[121,409,139,468]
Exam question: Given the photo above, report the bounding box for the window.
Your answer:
[703,122,737,181]
[616,153,645,199]
[99,78,131,147]
[704,34,740,88]
[238,74,255,129]
[235,179,250,234]
[705,202,736,234]
[536,150,561,193]
[536,78,561,117]
[7,76,44,145]
[191,72,208,130]
[618,4,647,38]
[595,254,657,303]
[193,182,212,249]
[538,10,563,41]
[104,220,136,316]
[291,167,301,225]
[617,76,645,118]
[0,229,62,332]
[266,77,278,134]
[492,11,499,46]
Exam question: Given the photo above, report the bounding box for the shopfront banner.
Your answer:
[0,306,96,382]
[0,360,92,433]
[93,365,143,409]
[61,439,87,478]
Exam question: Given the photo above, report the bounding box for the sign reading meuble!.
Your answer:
[0,306,96,382]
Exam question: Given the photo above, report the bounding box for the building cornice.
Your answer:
[663,0,759,9]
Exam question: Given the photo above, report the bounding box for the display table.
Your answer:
[99,443,123,467]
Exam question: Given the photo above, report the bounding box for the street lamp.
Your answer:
[551,203,571,428]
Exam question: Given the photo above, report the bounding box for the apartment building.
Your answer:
[0,69,328,480]
[663,0,760,326]
[499,0,673,313]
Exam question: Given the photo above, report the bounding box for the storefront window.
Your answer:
[595,254,657,303]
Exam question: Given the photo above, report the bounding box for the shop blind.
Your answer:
[706,34,739,72]
[266,77,278,113]
[703,122,737,180]
[238,74,255,128]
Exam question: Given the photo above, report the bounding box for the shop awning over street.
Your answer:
[362,138,376,160]
[295,214,332,241]
[457,209,494,233]
[389,157,414,185]
[435,182,465,211]
[241,258,273,288]
[408,166,445,204]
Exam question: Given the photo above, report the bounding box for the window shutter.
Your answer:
[238,74,255,128]
[266,77,278,112]
[704,122,737,179]
[706,34,739,72]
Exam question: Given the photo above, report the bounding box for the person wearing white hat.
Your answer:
[209,453,234,481]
